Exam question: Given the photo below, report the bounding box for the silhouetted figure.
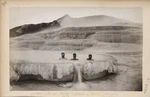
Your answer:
[59,52,67,60]
[71,53,78,60]
[87,54,94,61]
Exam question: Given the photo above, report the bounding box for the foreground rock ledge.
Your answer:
[10,56,118,82]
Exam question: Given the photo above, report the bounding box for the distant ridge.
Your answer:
[10,14,141,37]
[57,14,138,27]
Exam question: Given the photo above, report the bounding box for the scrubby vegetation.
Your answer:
[10,20,60,37]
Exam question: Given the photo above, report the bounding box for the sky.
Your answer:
[10,7,142,29]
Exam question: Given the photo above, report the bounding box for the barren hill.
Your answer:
[10,14,142,51]
[57,14,139,27]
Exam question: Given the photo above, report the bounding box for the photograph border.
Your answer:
[0,0,150,97]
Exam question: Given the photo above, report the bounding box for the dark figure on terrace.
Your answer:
[59,52,67,60]
[71,53,78,60]
[87,54,94,61]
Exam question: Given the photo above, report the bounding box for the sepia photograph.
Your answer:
[9,7,142,91]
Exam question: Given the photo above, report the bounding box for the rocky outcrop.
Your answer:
[10,60,75,82]
[81,60,118,80]
[10,55,118,82]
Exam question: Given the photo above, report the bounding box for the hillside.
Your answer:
[10,20,60,37]
[57,14,140,27]
[10,14,142,51]
[10,14,141,37]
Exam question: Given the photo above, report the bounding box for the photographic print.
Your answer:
[9,7,142,91]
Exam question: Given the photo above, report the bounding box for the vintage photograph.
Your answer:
[9,7,142,91]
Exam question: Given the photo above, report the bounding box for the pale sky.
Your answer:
[10,7,142,29]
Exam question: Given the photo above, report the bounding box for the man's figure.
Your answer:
[59,52,67,60]
[87,54,94,61]
[71,53,78,60]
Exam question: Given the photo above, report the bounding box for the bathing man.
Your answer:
[71,53,78,60]
[59,52,67,60]
[87,54,94,61]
